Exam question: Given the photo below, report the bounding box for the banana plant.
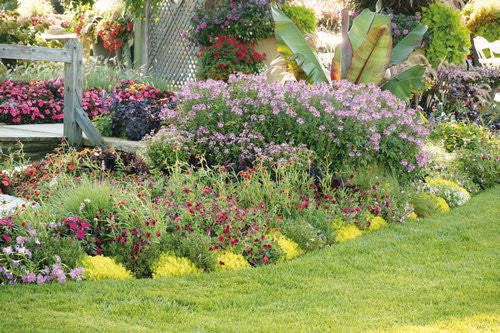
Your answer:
[272,2,329,83]
[271,1,428,101]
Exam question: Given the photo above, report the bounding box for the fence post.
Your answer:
[141,0,151,72]
[63,39,83,146]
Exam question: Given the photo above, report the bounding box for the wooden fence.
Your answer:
[0,39,105,147]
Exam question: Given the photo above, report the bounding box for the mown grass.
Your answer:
[0,186,499,332]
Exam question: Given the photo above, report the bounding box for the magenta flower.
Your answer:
[76,229,85,239]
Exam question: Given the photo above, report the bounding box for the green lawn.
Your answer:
[1,186,499,332]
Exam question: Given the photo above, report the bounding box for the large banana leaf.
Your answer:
[346,25,392,85]
[271,4,329,83]
[381,65,426,100]
[331,44,341,81]
[348,9,390,53]
[390,24,428,66]
[331,8,352,81]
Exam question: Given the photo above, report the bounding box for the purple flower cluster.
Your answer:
[1,225,84,285]
[144,74,429,181]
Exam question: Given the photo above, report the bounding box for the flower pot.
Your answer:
[255,38,290,83]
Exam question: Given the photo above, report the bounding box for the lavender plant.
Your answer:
[143,74,430,183]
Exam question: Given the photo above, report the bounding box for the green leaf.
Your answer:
[381,65,426,100]
[272,4,329,83]
[390,24,428,66]
[376,0,382,12]
[348,9,391,53]
[346,25,392,85]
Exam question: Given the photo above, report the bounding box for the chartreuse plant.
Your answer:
[272,1,428,101]
[411,193,450,217]
[420,2,471,65]
[152,253,202,278]
[214,252,250,271]
[81,255,133,280]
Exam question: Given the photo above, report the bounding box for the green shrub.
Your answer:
[475,22,500,43]
[52,180,117,223]
[281,4,317,33]
[175,232,217,271]
[411,192,450,217]
[281,215,334,250]
[430,122,493,153]
[0,0,18,10]
[423,140,482,196]
[92,114,113,137]
[353,0,435,15]
[458,147,500,190]
[104,237,164,278]
[420,2,471,65]
[32,236,85,270]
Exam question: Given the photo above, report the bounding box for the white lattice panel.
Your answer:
[148,0,204,87]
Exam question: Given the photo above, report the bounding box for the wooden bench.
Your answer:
[473,36,500,68]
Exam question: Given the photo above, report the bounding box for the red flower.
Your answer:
[218,235,225,242]
[261,256,269,263]
[2,234,11,243]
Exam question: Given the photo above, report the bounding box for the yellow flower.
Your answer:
[152,253,201,278]
[214,252,250,271]
[272,232,303,260]
[336,225,362,242]
[81,255,133,280]
[368,216,387,231]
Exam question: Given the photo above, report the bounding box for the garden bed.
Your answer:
[0,185,498,331]
[1,73,498,286]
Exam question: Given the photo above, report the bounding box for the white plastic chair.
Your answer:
[473,36,500,68]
